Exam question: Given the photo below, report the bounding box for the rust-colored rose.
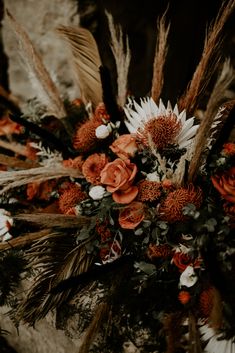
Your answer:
[118,201,145,229]
[100,158,138,203]
[110,134,138,159]
[211,167,235,203]
[172,251,202,272]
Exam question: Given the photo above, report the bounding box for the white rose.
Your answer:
[179,265,198,288]
[89,185,106,200]
[95,125,110,139]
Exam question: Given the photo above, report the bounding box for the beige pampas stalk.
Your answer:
[57,25,103,108]
[179,0,235,116]
[6,10,67,119]
[188,60,235,182]
[106,11,131,107]
[0,164,82,195]
[151,13,170,103]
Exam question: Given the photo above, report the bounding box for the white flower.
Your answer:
[0,209,13,242]
[123,97,199,150]
[179,265,198,288]
[95,124,110,139]
[146,172,160,182]
[89,185,106,200]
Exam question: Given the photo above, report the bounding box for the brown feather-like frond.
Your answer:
[151,13,170,103]
[106,11,131,107]
[0,164,82,195]
[0,229,50,251]
[57,25,103,108]
[6,10,67,119]
[188,99,235,182]
[179,0,235,115]
[17,232,94,324]
[14,213,91,229]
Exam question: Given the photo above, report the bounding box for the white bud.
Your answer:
[179,265,198,288]
[95,125,110,139]
[146,172,160,182]
[89,185,106,200]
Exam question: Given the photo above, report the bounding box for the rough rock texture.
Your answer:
[2,0,80,105]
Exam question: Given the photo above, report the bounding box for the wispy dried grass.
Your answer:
[151,13,170,103]
[106,11,131,107]
[188,60,235,181]
[6,10,66,119]
[179,0,235,115]
[0,164,82,195]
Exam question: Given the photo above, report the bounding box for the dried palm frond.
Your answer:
[0,153,39,169]
[17,231,95,324]
[106,11,131,107]
[0,138,30,157]
[151,12,170,103]
[0,229,51,251]
[188,312,203,353]
[6,10,67,120]
[179,0,235,115]
[57,26,103,108]
[0,164,82,195]
[200,324,235,353]
[188,99,235,181]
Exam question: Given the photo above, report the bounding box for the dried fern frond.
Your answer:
[179,0,235,115]
[106,11,131,107]
[6,10,67,119]
[0,229,51,251]
[151,12,170,103]
[188,99,235,181]
[17,232,94,324]
[57,26,103,108]
[0,164,82,195]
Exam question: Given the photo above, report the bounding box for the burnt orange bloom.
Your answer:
[147,243,172,260]
[73,119,101,153]
[137,180,162,202]
[63,156,84,171]
[118,201,145,229]
[82,153,108,185]
[159,184,203,223]
[211,167,235,203]
[94,102,110,122]
[199,287,215,319]
[58,183,87,214]
[178,290,191,305]
[26,180,57,201]
[96,219,112,242]
[222,143,235,156]
[0,115,24,135]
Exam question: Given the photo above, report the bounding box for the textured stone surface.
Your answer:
[2,0,80,105]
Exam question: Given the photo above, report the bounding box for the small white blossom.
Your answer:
[179,265,198,288]
[89,185,106,200]
[95,125,110,139]
[146,172,160,182]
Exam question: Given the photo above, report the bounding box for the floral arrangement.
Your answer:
[0,2,235,353]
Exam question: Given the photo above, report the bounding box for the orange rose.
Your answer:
[211,167,235,203]
[172,251,202,272]
[100,158,138,203]
[118,201,145,229]
[110,134,137,159]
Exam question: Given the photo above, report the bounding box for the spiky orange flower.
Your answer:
[178,290,191,305]
[63,156,84,171]
[82,153,108,185]
[139,114,182,150]
[96,219,112,242]
[137,180,162,202]
[94,102,110,122]
[73,119,101,153]
[58,183,87,214]
[222,142,235,156]
[199,287,215,318]
[159,184,203,223]
[147,243,172,260]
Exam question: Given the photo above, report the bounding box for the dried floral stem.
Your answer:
[106,11,131,107]
[151,13,170,103]
[0,165,82,195]
[0,139,29,156]
[188,312,202,353]
[179,0,235,115]
[0,229,51,251]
